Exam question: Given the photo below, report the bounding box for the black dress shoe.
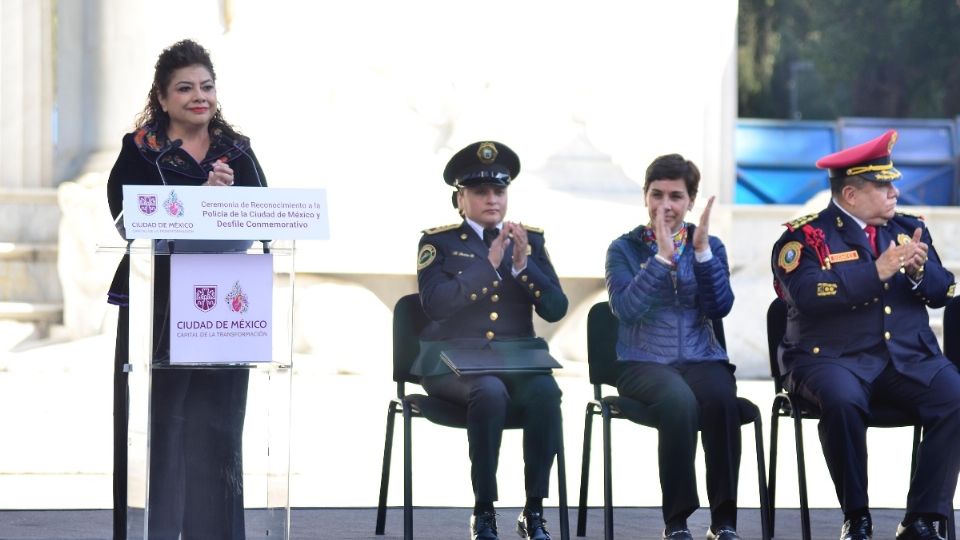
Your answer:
[896,517,944,540]
[840,514,873,540]
[516,511,551,540]
[471,511,499,540]
[706,526,740,540]
[662,528,694,540]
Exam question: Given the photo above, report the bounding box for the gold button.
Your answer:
[491,294,500,303]
[470,293,477,301]
[884,306,892,315]
[884,283,890,290]
[489,312,499,321]
[460,233,468,240]
[884,331,891,340]
[482,287,488,294]
[529,283,535,290]
[492,280,499,288]
[812,347,820,354]
[535,290,541,298]
[521,275,528,282]
[485,331,495,340]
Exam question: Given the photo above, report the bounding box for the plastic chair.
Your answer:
[375,293,570,540]
[576,301,770,540]
[766,296,955,540]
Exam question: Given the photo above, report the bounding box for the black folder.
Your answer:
[440,348,562,376]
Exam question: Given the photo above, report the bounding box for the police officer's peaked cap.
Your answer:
[443,141,521,188]
[816,129,902,182]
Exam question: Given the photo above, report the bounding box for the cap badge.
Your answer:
[477,142,498,164]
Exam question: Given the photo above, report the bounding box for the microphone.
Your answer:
[232,141,264,187]
[154,139,183,185]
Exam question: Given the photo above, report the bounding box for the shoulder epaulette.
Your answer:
[895,210,925,221]
[421,223,460,235]
[784,212,819,232]
[522,224,544,234]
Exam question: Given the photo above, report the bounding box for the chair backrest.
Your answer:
[766,297,788,393]
[393,293,431,385]
[586,301,727,388]
[943,296,960,368]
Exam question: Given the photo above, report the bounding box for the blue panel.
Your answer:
[735,120,836,204]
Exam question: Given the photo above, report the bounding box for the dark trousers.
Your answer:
[787,360,960,516]
[616,361,741,525]
[148,368,249,540]
[421,372,562,503]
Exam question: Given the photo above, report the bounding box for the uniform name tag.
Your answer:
[452,250,475,258]
[827,250,859,264]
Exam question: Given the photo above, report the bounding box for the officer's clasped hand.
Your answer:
[875,227,927,281]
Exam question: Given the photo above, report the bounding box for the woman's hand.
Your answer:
[204,160,234,186]
[487,228,509,269]
[654,206,675,261]
[693,195,716,252]
[507,222,528,270]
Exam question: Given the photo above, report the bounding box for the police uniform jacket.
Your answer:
[772,201,955,385]
[412,221,568,377]
[606,224,733,364]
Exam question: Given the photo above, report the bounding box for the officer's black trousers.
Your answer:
[421,372,562,503]
[788,360,960,517]
[616,361,741,525]
[148,368,249,540]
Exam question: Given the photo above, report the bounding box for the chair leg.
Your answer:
[602,404,614,540]
[793,411,812,540]
[768,406,781,538]
[556,411,570,540]
[577,403,595,537]
[402,401,414,540]
[753,417,771,540]
[375,401,398,535]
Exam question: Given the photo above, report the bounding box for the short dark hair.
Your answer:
[829,174,869,197]
[643,153,700,199]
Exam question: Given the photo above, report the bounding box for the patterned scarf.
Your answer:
[641,223,688,266]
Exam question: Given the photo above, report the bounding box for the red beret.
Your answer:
[815,129,901,182]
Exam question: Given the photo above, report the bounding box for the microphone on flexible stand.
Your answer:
[232,141,264,187]
[154,139,183,186]
[232,141,270,251]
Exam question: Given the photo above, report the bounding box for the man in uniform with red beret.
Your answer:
[771,130,960,540]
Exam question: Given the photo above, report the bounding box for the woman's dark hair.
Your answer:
[135,39,241,140]
[643,153,701,199]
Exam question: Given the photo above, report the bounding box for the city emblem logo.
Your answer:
[164,190,184,217]
[225,281,249,313]
[138,194,157,215]
[194,285,217,312]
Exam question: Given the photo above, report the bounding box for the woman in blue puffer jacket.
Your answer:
[605,153,739,540]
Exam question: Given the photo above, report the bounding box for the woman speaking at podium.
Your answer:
[106,39,267,539]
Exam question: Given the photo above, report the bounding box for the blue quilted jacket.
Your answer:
[605,224,733,364]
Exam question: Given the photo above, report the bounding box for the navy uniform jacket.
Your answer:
[771,201,956,385]
[412,221,568,377]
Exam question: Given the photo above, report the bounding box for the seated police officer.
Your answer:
[413,141,568,540]
[771,130,960,540]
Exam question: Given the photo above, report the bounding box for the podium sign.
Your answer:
[121,185,329,240]
[169,253,273,364]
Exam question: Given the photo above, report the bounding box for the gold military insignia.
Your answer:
[836,216,844,228]
[948,283,956,298]
[522,224,544,234]
[526,244,533,256]
[784,213,819,231]
[778,241,803,273]
[477,142,498,164]
[816,283,838,297]
[875,169,901,181]
[417,244,437,270]
[422,223,460,235]
[828,250,859,264]
[897,233,911,246]
[460,233,469,240]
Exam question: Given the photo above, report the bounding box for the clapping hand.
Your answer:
[876,227,927,281]
[692,195,716,252]
[204,160,234,187]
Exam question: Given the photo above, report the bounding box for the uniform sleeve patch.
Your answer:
[816,282,838,297]
[778,241,803,273]
[417,244,437,270]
